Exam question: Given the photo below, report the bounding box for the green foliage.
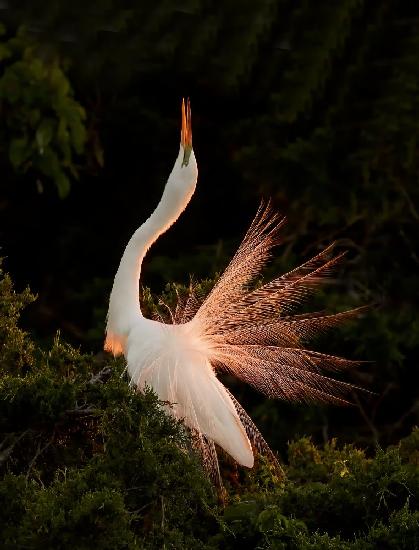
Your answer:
[0,23,87,196]
[1,2,419,546]
[140,278,216,322]
[0,261,36,372]
[1,269,418,548]
[213,434,419,549]
[0,268,217,548]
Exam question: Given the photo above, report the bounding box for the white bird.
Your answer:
[105,99,365,485]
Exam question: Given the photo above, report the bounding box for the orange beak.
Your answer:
[181,97,192,150]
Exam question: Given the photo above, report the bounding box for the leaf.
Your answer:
[55,172,71,199]
[256,506,283,533]
[0,44,11,62]
[224,500,261,522]
[9,138,29,168]
[0,27,89,197]
[93,138,104,168]
[35,119,55,154]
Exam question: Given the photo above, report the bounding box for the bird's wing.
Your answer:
[223,307,369,347]
[214,345,365,404]
[176,365,254,467]
[224,387,283,476]
[194,201,285,329]
[187,204,367,404]
[190,429,222,488]
[193,202,348,336]
[128,335,255,468]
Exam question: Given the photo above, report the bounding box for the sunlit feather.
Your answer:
[105,101,365,487]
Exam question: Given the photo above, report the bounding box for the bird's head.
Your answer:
[164,98,197,201]
[181,97,193,167]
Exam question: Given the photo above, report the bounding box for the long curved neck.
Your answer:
[106,148,197,349]
[116,171,195,316]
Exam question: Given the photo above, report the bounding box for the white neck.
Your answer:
[105,147,198,353]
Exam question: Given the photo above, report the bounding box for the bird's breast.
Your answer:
[125,319,210,384]
[124,317,253,468]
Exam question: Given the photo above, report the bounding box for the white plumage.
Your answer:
[105,100,364,484]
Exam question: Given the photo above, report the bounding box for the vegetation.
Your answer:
[0,265,217,548]
[1,2,419,546]
[1,268,418,548]
[0,24,88,197]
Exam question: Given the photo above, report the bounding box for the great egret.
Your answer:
[105,99,365,485]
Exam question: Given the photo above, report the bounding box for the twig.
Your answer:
[388,401,419,436]
[399,184,419,221]
[65,404,100,416]
[0,430,30,466]
[399,228,419,266]
[161,495,166,550]
[89,367,113,385]
[353,392,379,445]
[26,431,55,480]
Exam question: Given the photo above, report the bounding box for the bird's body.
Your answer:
[106,100,364,484]
[126,317,254,466]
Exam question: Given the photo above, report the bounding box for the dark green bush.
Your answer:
[0,264,218,548]
[1,266,418,548]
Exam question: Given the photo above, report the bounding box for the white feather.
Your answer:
[105,106,254,468]
[105,101,363,482]
[126,317,253,467]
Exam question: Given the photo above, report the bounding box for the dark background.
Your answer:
[1,1,418,456]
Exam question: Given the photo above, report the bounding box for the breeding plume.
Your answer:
[105,100,364,484]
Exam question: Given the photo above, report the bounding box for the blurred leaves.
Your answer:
[0,24,87,197]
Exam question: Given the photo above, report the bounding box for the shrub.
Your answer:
[1,265,418,548]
